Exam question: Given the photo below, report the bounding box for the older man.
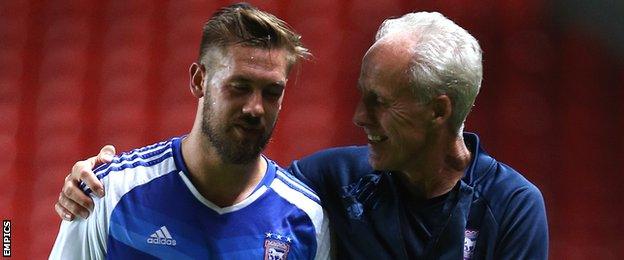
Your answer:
[290,12,547,259]
[55,10,547,260]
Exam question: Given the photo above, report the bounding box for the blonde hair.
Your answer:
[198,3,309,71]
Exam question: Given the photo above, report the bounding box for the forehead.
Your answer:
[359,37,414,95]
[215,45,290,80]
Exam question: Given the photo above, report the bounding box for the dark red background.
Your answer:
[1,0,623,259]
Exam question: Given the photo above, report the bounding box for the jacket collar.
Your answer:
[462,132,496,186]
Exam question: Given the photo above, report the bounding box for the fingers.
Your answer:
[82,145,115,197]
[80,162,105,197]
[57,145,114,221]
[71,159,103,198]
[71,155,108,198]
[62,178,95,212]
[55,202,75,221]
[57,145,115,221]
[57,191,91,219]
[96,145,116,165]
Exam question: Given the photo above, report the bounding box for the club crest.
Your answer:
[463,229,479,260]
[264,232,291,260]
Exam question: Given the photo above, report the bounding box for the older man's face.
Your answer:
[353,38,434,172]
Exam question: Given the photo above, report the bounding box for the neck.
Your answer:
[396,133,471,200]
[181,130,267,207]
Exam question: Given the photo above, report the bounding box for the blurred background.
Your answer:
[1,0,623,258]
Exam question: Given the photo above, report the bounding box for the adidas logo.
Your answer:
[146,226,177,246]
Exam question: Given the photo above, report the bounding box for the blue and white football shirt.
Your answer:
[50,137,330,259]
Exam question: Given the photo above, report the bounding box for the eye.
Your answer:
[230,82,251,93]
[364,93,380,105]
[376,96,387,106]
[263,85,284,99]
[362,91,390,109]
[363,93,376,105]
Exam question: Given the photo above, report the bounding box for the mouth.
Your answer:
[234,123,265,135]
[367,134,388,144]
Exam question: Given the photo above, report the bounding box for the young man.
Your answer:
[49,3,329,259]
[56,10,548,260]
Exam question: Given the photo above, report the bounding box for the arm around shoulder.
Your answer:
[49,196,107,259]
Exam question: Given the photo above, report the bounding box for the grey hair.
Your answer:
[375,12,483,135]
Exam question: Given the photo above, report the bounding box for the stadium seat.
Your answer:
[0,133,17,176]
[104,0,155,17]
[34,130,83,164]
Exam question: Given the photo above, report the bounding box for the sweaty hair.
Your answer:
[376,12,483,135]
[198,3,309,71]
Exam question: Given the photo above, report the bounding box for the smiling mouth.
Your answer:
[367,134,388,143]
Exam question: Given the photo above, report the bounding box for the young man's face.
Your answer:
[201,45,289,164]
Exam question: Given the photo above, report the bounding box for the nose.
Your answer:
[242,90,265,117]
[352,98,371,127]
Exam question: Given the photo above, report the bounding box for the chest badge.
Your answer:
[463,229,479,259]
[264,232,291,260]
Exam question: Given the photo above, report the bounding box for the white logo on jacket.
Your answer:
[463,229,479,259]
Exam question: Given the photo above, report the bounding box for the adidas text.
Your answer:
[147,226,177,246]
[147,237,177,246]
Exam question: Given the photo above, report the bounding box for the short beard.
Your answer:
[200,95,272,164]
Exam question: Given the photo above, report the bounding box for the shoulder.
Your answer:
[464,133,545,223]
[268,164,331,259]
[272,164,321,205]
[463,133,548,256]
[472,159,544,214]
[289,146,373,190]
[295,146,369,168]
[270,166,327,229]
[82,138,180,197]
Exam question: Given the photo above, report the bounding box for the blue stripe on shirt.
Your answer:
[275,171,321,205]
[92,141,173,176]
[275,170,319,199]
[83,151,174,195]
[80,139,176,191]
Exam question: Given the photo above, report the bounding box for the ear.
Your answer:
[189,62,205,98]
[431,94,452,126]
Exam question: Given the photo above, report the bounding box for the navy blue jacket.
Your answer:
[289,133,548,259]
